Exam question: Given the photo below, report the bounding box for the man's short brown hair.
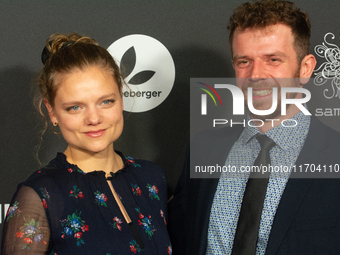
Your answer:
[228,0,311,63]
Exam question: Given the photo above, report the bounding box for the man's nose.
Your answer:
[250,59,267,80]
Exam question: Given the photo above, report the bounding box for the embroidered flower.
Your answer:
[69,186,84,199]
[146,184,160,200]
[16,217,47,250]
[74,232,82,239]
[60,211,88,246]
[135,207,156,239]
[129,239,142,253]
[24,237,32,244]
[34,234,43,243]
[160,210,167,225]
[94,191,108,207]
[40,187,50,202]
[6,201,21,221]
[130,246,137,253]
[126,156,141,168]
[66,166,84,174]
[41,199,48,209]
[64,227,73,236]
[131,184,142,196]
[110,217,123,231]
[25,225,36,235]
[168,244,172,255]
[81,224,89,232]
[77,167,85,174]
[70,219,81,230]
[16,231,24,238]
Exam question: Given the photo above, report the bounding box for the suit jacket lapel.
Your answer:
[265,117,329,254]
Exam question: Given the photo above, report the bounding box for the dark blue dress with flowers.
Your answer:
[1,152,172,255]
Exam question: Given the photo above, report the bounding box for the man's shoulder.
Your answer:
[310,116,340,141]
[297,116,340,173]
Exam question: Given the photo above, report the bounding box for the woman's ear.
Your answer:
[43,98,58,124]
[299,54,317,85]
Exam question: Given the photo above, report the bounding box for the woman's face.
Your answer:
[45,66,124,155]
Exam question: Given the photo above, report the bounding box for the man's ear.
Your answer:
[299,54,316,85]
[43,98,58,124]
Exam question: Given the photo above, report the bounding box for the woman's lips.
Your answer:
[84,129,106,138]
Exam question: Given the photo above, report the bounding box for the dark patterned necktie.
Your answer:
[231,135,276,255]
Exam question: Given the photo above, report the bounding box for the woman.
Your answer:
[1,33,172,255]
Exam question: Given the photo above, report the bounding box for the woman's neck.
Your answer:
[63,146,124,174]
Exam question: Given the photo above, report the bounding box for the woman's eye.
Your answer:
[67,105,80,111]
[102,100,114,105]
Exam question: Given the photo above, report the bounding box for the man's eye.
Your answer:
[237,60,249,67]
[269,58,282,64]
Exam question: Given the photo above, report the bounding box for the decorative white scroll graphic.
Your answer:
[314,32,340,99]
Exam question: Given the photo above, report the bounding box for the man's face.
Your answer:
[232,23,302,120]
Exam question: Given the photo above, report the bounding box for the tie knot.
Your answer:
[255,135,276,151]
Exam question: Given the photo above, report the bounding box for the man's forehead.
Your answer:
[231,23,296,60]
[234,23,292,38]
[232,23,295,52]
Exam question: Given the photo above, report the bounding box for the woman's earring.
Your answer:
[52,122,61,135]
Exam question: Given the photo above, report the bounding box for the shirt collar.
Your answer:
[240,110,311,150]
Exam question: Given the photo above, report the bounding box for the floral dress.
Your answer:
[1,152,172,255]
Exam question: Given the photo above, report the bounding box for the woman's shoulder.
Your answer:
[121,153,164,173]
[118,152,166,182]
[127,156,162,169]
[22,153,70,187]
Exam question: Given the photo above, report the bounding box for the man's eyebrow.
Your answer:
[232,55,248,62]
[233,52,287,61]
[264,52,287,57]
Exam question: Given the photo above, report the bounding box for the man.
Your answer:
[168,0,340,254]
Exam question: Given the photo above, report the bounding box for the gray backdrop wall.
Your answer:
[1,0,340,245]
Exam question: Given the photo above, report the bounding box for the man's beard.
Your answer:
[243,78,300,121]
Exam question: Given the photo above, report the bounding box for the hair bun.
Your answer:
[40,33,97,65]
[41,43,51,65]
